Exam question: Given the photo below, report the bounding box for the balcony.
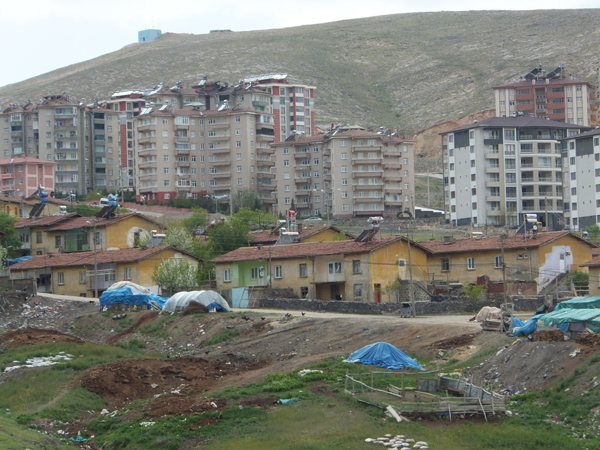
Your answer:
[138,147,157,155]
[484,138,503,145]
[521,177,534,182]
[521,191,535,197]
[384,199,403,206]
[352,170,383,175]
[208,121,230,127]
[210,147,230,154]
[516,93,534,101]
[207,133,229,140]
[516,104,534,111]
[0,173,15,179]
[176,161,191,167]
[383,161,402,168]
[136,124,156,131]
[294,164,311,170]
[139,172,157,180]
[212,159,231,166]
[54,124,78,130]
[175,149,191,155]
[354,183,383,189]
[174,123,190,130]
[257,172,276,179]
[258,184,276,191]
[138,161,156,169]
[256,134,274,142]
[259,197,276,204]
[176,184,192,191]
[546,91,565,99]
[256,159,275,167]
[294,152,311,159]
[295,189,312,196]
[383,174,402,181]
[385,186,403,193]
[354,196,382,202]
[211,172,231,179]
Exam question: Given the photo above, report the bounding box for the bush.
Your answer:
[462,283,485,301]
[205,328,240,346]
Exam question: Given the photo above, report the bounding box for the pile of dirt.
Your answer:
[0,328,84,349]
[425,333,478,349]
[80,357,261,407]
[143,394,220,418]
[469,339,591,395]
[576,333,600,347]
[106,311,159,345]
[532,329,565,342]
[182,301,209,315]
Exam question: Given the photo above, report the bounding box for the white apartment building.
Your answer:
[561,128,600,231]
[134,105,275,206]
[273,127,415,218]
[442,116,587,230]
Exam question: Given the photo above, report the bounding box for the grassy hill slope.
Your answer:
[1,10,599,132]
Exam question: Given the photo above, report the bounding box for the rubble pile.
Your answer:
[364,435,429,448]
[532,329,565,342]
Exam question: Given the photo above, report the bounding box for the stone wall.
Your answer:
[256,295,546,315]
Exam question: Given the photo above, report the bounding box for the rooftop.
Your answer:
[415,231,594,254]
[10,246,197,270]
[211,236,403,263]
[46,213,155,232]
[443,116,590,134]
[249,225,350,245]
[16,213,80,229]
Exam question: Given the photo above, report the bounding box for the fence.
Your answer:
[345,371,505,421]
[0,276,37,294]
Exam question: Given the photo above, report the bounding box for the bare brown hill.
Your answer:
[1,10,600,132]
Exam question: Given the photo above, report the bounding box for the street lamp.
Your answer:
[313,188,330,226]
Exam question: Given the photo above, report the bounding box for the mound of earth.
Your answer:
[182,301,209,315]
[469,339,591,395]
[0,328,84,349]
[425,333,478,349]
[106,311,159,345]
[576,333,600,347]
[80,357,262,407]
[143,393,220,418]
[532,329,565,342]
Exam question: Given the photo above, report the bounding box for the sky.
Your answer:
[0,0,598,88]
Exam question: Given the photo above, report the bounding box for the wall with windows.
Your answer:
[370,239,428,294]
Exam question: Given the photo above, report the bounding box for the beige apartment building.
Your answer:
[134,105,275,205]
[273,127,415,218]
[1,95,121,196]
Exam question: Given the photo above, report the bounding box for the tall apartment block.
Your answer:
[561,128,600,231]
[240,74,315,142]
[441,116,587,230]
[272,127,415,218]
[1,95,120,196]
[493,64,596,126]
[134,105,275,204]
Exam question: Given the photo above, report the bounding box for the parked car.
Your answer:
[304,217,323,222]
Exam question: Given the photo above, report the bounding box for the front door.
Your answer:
[330,284,340,300]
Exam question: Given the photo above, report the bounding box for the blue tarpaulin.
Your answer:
[100,286,167,308]
[344,342,422,370]
[5,256,32,267]
[512,315,543,337]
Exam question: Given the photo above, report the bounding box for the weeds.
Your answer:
[138,315,176,335]
[205,328,240,346]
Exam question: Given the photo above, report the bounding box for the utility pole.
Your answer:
[427,169,430,207]
[545,196,549,231]
[87,220,98,299]
[500,234,510,333]
[407,227,415,318]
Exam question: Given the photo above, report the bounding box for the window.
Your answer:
[299,263,308,278]
[57,272,65,285]
[467,257,475,270]
[353,260,361,274]
[495,256,503,269]
[441,258,449,272]
[79,271,86,284]
[125,267,132,280]
[300,286,309,298]
[235,128,241,135]
[354,284,362,298]
[328,262,342,274]
[250,267,262,280]
[36,231,42,243]
[275,266,282,279]
[341,152,347,160]
[55,236,61,248]
[224,268,231,282]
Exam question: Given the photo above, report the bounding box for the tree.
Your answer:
[164,222,194,249]
[182,208,208,233]
[567,270,589,295]
[331,231,348,241]
[233,207,279,229]
[206,218,251,257]
[152,258,199,296]
[0,213,21,257]
[232,188,261,212]
[462,284,485,301]
[586,224,600,245]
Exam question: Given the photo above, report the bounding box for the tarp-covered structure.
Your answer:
[5,256,32,267]
[161,290,232,313]
[554,297,600,311]
[100,283,167,309]
[512,315,543,337]
[344,342,422,370]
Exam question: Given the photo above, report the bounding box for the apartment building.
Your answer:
[561,128,600,231]
[240,74,316,142]
[1,95,120,196]
[272,127,415,218]
[134,105,275,205]
[0,157,54,199]
[493,64,596,126]
[441,116,588,230]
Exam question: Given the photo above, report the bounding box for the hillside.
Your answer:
[1,10,600,133]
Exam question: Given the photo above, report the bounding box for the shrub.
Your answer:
[205,328,240,346]
[462,283,485,301]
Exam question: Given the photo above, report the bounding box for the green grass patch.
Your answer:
[137,315,176,334]
[37,385,107,422]
[0,411,71,449]
[0,368,71,414]
[205,328,240,346]
[115,338,147,350]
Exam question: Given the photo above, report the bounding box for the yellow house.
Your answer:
[212,236,428,302]
[249,224,353,246]
[580,256,600,296]
[416,231,596,293]
[10,246,200,297]
[0,195,35,217]
[15,213,80,257]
